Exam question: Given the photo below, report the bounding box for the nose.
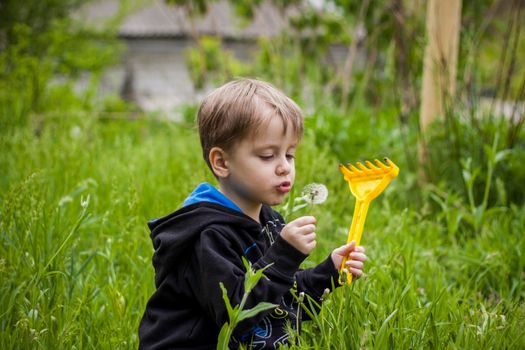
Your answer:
[276,156,292,176]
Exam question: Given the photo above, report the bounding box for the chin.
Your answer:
[265,197,285,206]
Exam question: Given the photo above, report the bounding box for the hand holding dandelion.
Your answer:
[280,216,317,255]
[280,183,328,255]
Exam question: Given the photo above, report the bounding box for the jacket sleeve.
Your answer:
[190,227,308,335]
[293,255,340,320]
[269,209,341,320]
[295,255,340,299]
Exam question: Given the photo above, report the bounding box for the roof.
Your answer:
[79,0,293,40]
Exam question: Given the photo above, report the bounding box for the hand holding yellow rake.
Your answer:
[338,158,399,285]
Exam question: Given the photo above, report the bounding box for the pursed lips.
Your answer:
[276,181,291,193]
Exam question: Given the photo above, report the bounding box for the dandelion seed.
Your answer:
[301,183,328,204]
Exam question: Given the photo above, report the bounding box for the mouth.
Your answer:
[276,181,291,193]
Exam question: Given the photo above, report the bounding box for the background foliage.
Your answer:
[1,0,524,348]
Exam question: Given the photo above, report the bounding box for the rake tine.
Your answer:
[339,163,354,176]
[365,160,380,171]
[356,162,371,174]
[384,157,394,168]
[348,164,362,174]
[374,159,388,169]
[339,164,355,180]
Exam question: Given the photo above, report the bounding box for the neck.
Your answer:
[218,184,262,223]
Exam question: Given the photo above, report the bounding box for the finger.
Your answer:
[345,260,364,269]
[306,240,317,251]
[289,215,316,226]
[332,240,356,256]
[349,252,367,262]
[349,267,363,278]
[296,224,316,235]
[355,246,365,253]
[303,232,316,242]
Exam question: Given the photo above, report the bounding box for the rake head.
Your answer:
[339,158,399,201]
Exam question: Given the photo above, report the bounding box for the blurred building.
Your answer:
[78,0,298,117]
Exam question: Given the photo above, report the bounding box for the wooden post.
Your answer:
[419,0,462,165]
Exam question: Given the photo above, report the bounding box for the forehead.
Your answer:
[248,116,298,147]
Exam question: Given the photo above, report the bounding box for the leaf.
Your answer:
[216,322,231,350]
[242,257,272,293]
[461,169,471,184]
[219,282,234,322]
[376,308,398,347]
[238,302,278,322]
[241,256,252,274]
[483,144,495,164]
[245,267,271,293]
[429,192,446,212]
[447,208,462,236]
[495,178,507,205]
[474,205,484,228]
[495,149,512,164]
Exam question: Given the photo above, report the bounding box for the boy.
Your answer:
[139,79,367,349]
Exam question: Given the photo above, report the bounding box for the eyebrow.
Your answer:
[253,143,297,151]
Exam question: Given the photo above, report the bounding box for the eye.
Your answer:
[259,155,274,160]
[286,154,295,160]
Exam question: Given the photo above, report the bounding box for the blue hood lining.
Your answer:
[182,182,242,213]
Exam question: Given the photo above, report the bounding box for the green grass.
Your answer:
[1,112,524,349]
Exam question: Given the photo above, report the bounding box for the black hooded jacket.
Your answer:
[138,202,339,349]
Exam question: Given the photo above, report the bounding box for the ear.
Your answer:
[209,147,230,179]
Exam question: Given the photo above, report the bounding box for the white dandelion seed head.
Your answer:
[301,183,328,204]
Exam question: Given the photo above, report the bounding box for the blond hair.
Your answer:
[197,78,304,170]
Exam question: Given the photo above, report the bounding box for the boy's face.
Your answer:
[221,116,298,210]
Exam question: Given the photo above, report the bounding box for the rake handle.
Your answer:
[339,199,370,285]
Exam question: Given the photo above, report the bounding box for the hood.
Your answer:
[148,202,262,286]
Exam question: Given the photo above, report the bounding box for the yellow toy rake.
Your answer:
[338,158,399,285]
